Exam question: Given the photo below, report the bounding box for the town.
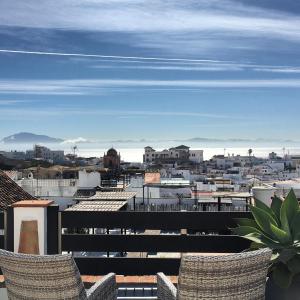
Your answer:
[1,144,299,212]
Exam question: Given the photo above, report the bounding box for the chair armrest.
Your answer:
[157,273,177,300]
[87,273,117,300]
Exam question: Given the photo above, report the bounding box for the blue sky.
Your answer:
[0,0,300,142]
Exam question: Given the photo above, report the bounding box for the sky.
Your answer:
[0,0,300,143]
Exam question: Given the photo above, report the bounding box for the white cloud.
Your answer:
[2,49,300,74]
[61,137,91,144]
[0,99,32,105]
[1,78,300,95]
[0,107,244,121]
[1,0,300,56]
[0,0,299,38]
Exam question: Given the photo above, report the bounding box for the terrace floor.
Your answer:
[0,275,178,300]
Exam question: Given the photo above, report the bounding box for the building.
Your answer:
[26,145,64,163]
[143,145,203,164]
[0,150,26,160]
[103,148,121,170]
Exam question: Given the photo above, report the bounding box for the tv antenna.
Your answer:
[72,145,78,156]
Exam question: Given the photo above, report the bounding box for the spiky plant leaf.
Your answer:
[234,218,260,230]
[271,196,283,224]
[270,224,292,245]
[231,226,263,244]
[255,198,280,225]
[280,189,299,232]
[232,226,284,249]
[287,255,300,274]
[250,205,278,238]
[277,249,297,263]
[291,210,300,240]
[250,242,265,250]
[271,252,280,261]
[272,263,293,289]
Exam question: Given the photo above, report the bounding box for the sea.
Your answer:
[1,141,300,163]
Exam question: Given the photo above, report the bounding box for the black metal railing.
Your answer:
[0,211,4,249]
[60,211,251,275]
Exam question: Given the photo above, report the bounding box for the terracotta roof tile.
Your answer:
[0,171,36,210]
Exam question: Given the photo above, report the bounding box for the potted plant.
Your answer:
[232,189,300,300]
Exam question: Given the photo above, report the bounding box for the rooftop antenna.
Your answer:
[72,145,78,156]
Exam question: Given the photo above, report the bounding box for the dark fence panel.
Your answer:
[61,211,251,230]
[47,205,59,255]
[0,235,4,249]
[0,211,4,229]
[62,234,250,253]
[74,257,181,276]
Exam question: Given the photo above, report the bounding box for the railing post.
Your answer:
[4,207,14,251]
[47,204,59,254]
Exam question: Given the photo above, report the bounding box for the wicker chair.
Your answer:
[157,248,272,300]
[0,249,117,300]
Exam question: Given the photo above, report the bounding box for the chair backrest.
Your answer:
[177,248,272,300]
[0,249,87,300]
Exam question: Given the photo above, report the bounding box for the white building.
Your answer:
[0,150,26,160]
[143,145,203,164]
[17,170,100,198]
[26,145,64,163]
[189,150,204,164]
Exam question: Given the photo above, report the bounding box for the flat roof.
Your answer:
[144,182,196,188]
[66,200,127,211]
[78,191,137,201]
[196,191,251,199]
[211,192,251,199]
[198,199,232,204]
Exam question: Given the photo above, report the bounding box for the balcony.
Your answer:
[0,206,253,299]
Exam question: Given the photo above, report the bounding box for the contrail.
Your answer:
[0,49,224,63]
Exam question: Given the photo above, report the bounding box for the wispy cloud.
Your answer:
[2,49,299,74]
[0,99,33,105]
[0,49,223,63]
[0,1,299,39]
[0,107,243,121]
[1,78,300,95]
[1,0,300,56]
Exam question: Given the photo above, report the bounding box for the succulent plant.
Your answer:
[232,189,300,289]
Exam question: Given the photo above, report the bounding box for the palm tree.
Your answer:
[248,148,253,157]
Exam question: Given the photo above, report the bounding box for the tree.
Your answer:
[248,149,253,157]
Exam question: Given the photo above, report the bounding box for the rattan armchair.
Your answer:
[0,249,117,300]
[157,248,272,300]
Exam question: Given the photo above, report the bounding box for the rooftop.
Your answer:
[86,191,137,201]
[0,171,36,210]
[66,200,127,211]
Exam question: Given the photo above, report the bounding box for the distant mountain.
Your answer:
[1,132,63,144]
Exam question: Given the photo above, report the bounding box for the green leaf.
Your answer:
[271,196,283,223]
[270,224,292,244]
[250,242,265,250]
[278,249,297,263]
[231,226,264,244]
[260,235,285,250]
[287,255,300,274]
[291,211,300,240]
[280,189,299,232]
[234,218,260,230]
[232,225,284,250]
[272,263,293,288]
[250,205,278,238]
[255,198,280,225]
[271,252,280,261]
